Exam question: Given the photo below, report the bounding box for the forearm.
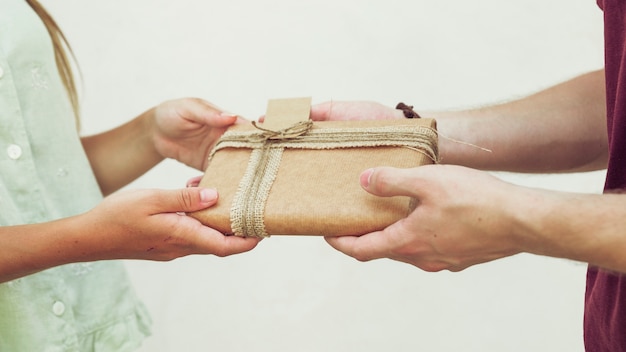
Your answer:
[0,186,258,283]
[514,188,626,273]
[0,216,93,283]
[81,109,163,195]
[433,70,608,173]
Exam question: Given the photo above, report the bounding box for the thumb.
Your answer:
[360,167,421,198]
[153,187,219,214]
[185,99,238,127]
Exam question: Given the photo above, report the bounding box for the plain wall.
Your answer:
[44,1,605,351]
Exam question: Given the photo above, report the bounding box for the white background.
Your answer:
[44,1,605,351]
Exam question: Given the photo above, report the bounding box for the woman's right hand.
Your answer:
[75,187,261,261]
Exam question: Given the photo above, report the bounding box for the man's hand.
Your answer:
[325,165,522,271]
[310,101,404,122]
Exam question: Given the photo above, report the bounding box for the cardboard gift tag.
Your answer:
[190,98,438,237]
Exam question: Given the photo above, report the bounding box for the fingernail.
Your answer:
[220,112,237,118]
[200,188,218,203]
[361,168,374,188]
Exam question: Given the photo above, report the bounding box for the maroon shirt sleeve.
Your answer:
[584,1,626,351]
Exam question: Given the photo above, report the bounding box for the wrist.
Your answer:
[508,187,585,261]
[140,108,166,164]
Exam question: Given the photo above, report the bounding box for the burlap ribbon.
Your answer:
[209,121,439,238]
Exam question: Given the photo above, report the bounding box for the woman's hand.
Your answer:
[76,187,260,261]
[0,186,260,282]
[151,98,243,171]
[81,98,243,195]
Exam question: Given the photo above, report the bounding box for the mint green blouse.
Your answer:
[0,1,151,350]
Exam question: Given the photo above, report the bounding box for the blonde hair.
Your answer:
[25,0,80,125]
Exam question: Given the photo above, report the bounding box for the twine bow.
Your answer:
[249,120,314,142]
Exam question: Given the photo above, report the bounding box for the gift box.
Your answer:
[190,98,438,237]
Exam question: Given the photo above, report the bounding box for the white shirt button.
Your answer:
[7,144,22,160]
[52,301,66,316]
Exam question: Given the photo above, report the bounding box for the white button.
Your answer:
[0,66,4,79]
[7,144,22,160]
[52,301,65,316]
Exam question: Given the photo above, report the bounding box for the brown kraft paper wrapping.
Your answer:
[190,100,438,237]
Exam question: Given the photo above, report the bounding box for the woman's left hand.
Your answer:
[151,98,242,171]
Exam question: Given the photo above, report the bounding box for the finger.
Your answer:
[149,187,219,214]
[234,115,250,124]
[185,99,239,127]
[167,216,262,256]
[360,166,425,198]
[326,229,449,271]
[186,175,203,188]
[202,233,262,256]
[181,221,262,256]
[324,231,393,262]
[309,101,333,121]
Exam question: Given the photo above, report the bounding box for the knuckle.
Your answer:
[448,266,464,273]
[208,236,231,258]
[420,262,446,272]
[212,247,230,258]
[157,254,177,262]
[178,190,196,209]
[352,252,373,262]
[373,171,392,193]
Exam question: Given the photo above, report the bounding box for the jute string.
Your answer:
[213,121,439,238]
[230,147,283,238]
